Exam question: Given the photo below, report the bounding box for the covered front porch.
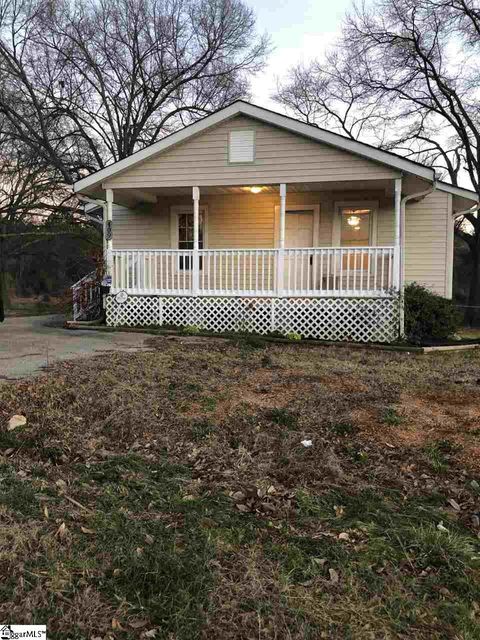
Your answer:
[104,178,404,300]
[94,178,405,342]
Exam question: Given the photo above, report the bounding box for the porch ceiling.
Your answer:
[110,178,415,207]
[148,179,394,196]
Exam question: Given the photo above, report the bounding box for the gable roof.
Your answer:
[73,100,477,203]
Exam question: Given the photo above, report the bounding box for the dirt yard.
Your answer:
[1,337,479,639]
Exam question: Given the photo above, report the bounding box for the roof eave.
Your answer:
[437,181,479,203]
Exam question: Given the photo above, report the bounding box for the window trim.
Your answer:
[274,204,320,248]
[228,129,256,165]
[332,200,378,247]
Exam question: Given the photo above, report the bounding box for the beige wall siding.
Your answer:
[112,204,170,249]
[112,191,395,250]
[106,115,398,189]
[404,190,451,297]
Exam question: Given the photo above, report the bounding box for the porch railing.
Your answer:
[72,270,102,320]
[111,246,396,297]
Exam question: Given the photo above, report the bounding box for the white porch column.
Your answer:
[276,183,287,295]
[105,188,114,284]
[393,177,404,338]
[192,186,200,294]
[393,178,402,292]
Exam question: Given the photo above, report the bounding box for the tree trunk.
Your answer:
[465,237,480,326]
[0,224,5,321]
[0,224,9,322]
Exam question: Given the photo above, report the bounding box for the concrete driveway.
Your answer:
[0,315,153,380]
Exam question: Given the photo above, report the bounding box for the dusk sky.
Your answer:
[249,0,353,108]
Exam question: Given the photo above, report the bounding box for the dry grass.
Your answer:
[1,337,480,639]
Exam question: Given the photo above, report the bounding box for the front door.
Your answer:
[284,209,314,291]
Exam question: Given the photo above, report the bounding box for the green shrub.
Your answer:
[285,331,302,341]
[404,283,461,344]
[182,324,200,335]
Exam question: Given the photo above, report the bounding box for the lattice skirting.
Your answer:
[105,295,399,343]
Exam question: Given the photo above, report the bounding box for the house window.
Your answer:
[229,130,255,163]
[178,212,204,270]
[340,207,372,247]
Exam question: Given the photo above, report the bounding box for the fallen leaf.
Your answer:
[112,618,122,630]
[312,557,327,567]
[56,522,68,539]
[334,505,345,518]
[338,532,350,541]
[448,498,461,511]
[329,568,339,584]
[7,415,27,431]
[145,534,154,545]
[80,527,95,535]
[129,619,148,629]
[43,506,49,520]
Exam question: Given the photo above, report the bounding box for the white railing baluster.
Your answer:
[360,250,364,292]
[166,252,170,291]
[353,250,357,292]
[346,247,350,292]
[333,249,337,293]
[339,249,343,294]
[318,250,322,293]
[299,250,304,293]
[213,251,217,293]
[367,249,372,291]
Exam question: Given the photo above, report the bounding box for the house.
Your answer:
[73,101,479,343]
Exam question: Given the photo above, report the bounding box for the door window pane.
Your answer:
[178,212,204,270]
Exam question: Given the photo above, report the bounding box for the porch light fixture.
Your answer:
[249,186,262,194]
[347,215,361,227]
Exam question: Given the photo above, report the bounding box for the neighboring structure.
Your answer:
[73,101,479,342]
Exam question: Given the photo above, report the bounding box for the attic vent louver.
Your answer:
[229,130,255,163]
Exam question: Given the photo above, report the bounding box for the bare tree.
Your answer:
[0,135,100,312]
[274,0,480,321]
[0,0,269,182]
